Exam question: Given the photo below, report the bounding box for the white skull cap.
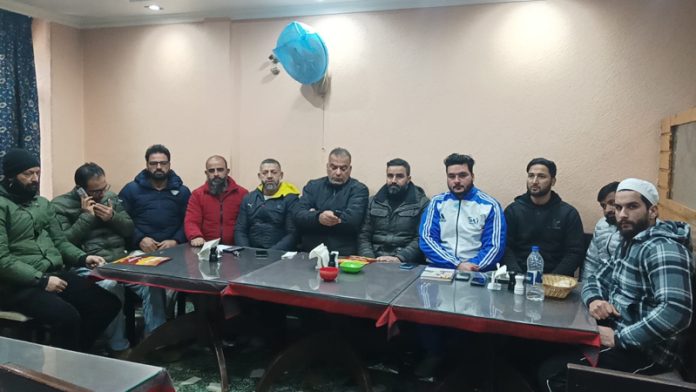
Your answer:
[617,178,659,206]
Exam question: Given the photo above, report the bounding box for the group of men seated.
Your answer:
[0,144,692,391]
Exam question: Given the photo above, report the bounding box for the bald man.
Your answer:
[185,155,248,246]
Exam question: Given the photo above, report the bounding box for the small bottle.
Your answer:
[514,274,525,295]
[328,251,338,268]
[209,246,218,263]
[508,271,517,292]
[526,246,545,301]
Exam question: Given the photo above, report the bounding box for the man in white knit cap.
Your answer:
[540,178,693,392]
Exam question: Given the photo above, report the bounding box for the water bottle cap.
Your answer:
[531,246,540,252]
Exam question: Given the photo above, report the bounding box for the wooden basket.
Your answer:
[542,274,577,299]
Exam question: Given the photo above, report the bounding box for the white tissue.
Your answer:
[308,243,329,270]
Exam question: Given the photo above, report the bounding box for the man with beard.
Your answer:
[582,181,621,281]
[234,159,299,250]
[52,162,166,357]
[0,149,120,351]
[185,155,248,246]
[419,153,505,271]
[502,158,584,276]
[120,144,191,251]
[358,158,429,263]
[540,179,693,391]
[294,148,369,255]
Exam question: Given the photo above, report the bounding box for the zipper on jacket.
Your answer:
[454,199,461,260]
[219,199,224,240]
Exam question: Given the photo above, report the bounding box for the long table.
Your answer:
[92,245,284,392]
[224,254,425,320]
[0,336,174,392]
[377,277,600,347]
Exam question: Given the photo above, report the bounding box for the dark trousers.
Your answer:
[538,346,669,392]
[1,270,121,351]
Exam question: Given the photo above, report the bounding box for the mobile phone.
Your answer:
[333,210,343,218]
[222,246,244,254]
[455,272,471,281]
[76,187,88,198]
[470,272,487,286]
[399,263,416,270]
[255,249,269,258]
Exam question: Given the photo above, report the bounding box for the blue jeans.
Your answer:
[75,268,167,350]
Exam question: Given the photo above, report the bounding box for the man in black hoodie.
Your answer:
[502,158,585,276]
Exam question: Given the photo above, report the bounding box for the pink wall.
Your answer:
[46,0,696,228]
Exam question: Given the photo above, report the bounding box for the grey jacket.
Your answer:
[358,183,429,263]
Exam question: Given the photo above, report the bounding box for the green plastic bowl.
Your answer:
[339,261,365,274]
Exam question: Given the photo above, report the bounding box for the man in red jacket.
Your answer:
[185,155,248,246]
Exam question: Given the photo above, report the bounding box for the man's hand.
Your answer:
[318,211,341,227]
[45,276,68,293]
[376,256,401,263]
[190,237,205,247]
[85,255,106,269]
[93,203,114,222]
[598,326,616,347]
[157,240,177,250]
[588,300,620,320]
[80,195,95,215]
[457,262,479,272]
[140,237,158,252]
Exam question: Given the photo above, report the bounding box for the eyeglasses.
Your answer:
[87,184,111,196]
[148,160,170,167]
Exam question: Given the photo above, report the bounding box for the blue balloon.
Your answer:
[273,22,329,85]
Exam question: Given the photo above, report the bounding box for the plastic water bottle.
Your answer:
[526,246,545,301]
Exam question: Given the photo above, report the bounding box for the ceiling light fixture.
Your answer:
[146,4,163,11]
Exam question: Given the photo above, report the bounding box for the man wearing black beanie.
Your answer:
[0,148,121,352]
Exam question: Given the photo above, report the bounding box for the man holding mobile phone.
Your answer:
[294,148,369,255]
[53,162,168,357]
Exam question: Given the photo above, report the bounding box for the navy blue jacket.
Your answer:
[119,170,191,249]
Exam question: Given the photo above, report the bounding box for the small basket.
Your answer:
[542,274,577,299]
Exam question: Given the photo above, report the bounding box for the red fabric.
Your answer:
[184,176,248,245]
[377,306,601,347]
[224,284,386,320]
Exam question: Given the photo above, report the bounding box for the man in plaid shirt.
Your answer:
[540,178,693,391]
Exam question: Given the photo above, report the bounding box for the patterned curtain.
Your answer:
[0,9,40,180]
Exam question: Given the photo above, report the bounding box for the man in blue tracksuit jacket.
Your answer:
[419,153,506,272]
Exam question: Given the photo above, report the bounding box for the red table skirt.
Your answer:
[224,283,386,320]
[376,306,601,348]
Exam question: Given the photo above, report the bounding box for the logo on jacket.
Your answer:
[550,219,561,230]
[468,217,480,225]
[440,213,446,222]
[171,190,180,196]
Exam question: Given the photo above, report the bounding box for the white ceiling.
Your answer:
[0,0,530,28]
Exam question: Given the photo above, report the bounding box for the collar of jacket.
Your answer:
[0,182,38,205]
[374,182,418,204]
[255,181,300,199]
[203,176,242,196]
[513,191,562,208]
[445,185,479,201]
[134,169,184,191]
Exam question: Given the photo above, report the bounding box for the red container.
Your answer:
[319,267,339,282]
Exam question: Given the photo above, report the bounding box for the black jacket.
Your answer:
[294,177,369,255]
[234,185,300,251]
[502,192,585,276]
[357,183,429,263]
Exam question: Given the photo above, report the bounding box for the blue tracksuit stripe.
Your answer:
[419,194,459,267]
[474,192,506,270]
